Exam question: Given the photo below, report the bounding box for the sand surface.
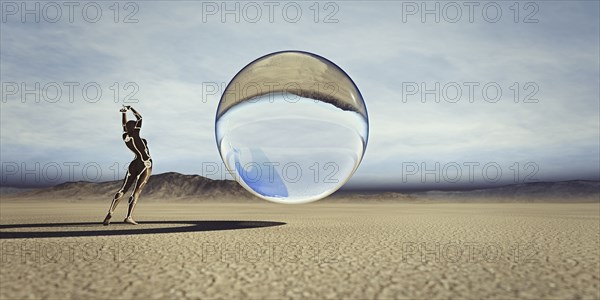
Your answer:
[1,200,599,299]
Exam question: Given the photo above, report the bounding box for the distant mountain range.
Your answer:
[1,172,253,201]
[412,180,600,202]
[1,172,598,202]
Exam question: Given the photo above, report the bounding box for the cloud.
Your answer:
[1,1,598,188]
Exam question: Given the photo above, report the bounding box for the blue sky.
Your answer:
[1,1,599,189]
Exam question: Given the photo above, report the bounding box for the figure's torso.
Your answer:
[123,133,150,161]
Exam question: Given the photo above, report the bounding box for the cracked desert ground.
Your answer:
[1,200,599,299]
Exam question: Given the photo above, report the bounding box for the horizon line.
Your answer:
[1,171,598,193]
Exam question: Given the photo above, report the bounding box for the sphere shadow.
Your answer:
[0,220,286,239]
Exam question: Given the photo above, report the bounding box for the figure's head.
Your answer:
[125,121,139,134]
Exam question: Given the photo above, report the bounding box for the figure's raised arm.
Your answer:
[120,106,128,132]
[127,106,143,128]
[129,106,142,120]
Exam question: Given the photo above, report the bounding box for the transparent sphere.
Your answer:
[215,51,369,204]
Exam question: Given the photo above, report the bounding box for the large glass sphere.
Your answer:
[215,51,369,204]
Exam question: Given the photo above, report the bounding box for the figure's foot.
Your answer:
[103,214,112,226]
[124,217,138,225]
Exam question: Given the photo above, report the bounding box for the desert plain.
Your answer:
[0,198,598,299]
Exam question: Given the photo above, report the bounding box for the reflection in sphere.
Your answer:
[216,51,369,204]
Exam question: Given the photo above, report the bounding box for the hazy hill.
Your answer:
[2,172,253,201]
[414,180,600,202]
[1,173,598,202]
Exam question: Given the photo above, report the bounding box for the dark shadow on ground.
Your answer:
[0,220,286,239]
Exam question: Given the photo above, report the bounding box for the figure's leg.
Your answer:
[124,166,152,225]
[103,169,136,225]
